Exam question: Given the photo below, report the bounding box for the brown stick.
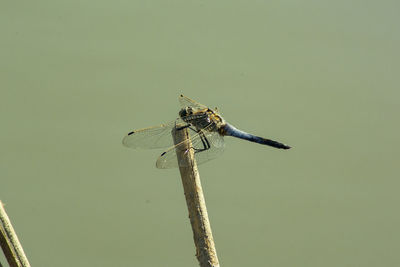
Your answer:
[0,201,31,267]
[0,226,19,267]
[172,127,220,267]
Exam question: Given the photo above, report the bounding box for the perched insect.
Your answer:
[123,95,290,168]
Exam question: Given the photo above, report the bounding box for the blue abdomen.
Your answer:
[222,124,290,149]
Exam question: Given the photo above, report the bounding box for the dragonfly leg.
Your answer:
[175,124,191,131]
[175,124,211,153]
[193,130,211,153]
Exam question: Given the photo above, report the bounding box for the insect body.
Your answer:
[123,95,290,169]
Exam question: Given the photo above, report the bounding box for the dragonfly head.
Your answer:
[179,107,193,119]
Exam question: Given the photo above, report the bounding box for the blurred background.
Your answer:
[1,1,399,266]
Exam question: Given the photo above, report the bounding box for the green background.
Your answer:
[1,1,399,266]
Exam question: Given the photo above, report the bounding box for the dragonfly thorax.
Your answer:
[179,107,226,132]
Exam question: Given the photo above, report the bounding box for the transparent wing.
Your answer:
[156,125,225,169]
[122,119,183,149]
[179,94,208,109]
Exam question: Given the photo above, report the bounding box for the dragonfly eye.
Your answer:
[179,107,193,118]
[179,108,187,118]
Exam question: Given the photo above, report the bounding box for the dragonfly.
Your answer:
[122,95,291,169]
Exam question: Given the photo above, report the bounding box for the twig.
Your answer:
[172,127,220,267]
[0,201,31,267]
[0,226,18,267]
